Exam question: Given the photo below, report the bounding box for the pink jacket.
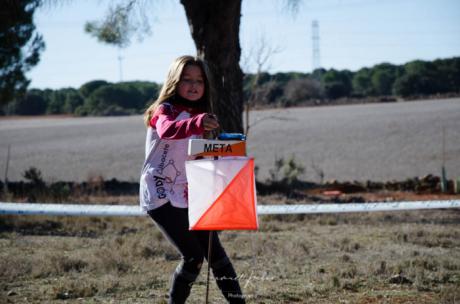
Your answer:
[139,102,207,212]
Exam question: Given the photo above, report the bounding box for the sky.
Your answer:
[28,0,460,89]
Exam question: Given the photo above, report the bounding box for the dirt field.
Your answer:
[1,194,459,303]
[1,98,459,183]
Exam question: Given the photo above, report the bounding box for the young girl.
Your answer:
[140,55,246,304]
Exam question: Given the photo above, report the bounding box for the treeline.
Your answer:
[246,56,460,107]
[1,57,459,116]
[1,80,159,116]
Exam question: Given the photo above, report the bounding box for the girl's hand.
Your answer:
[203,113,219,131]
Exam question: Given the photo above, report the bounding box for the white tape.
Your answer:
[0,202,143,217]
[0,200,459,217]
[256,200,460,214]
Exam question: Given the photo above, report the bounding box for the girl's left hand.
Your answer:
[203,114,219,131]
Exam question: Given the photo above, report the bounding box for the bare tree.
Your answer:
[242,33,284,136]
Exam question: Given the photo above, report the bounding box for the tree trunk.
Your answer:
[180,0,243,133]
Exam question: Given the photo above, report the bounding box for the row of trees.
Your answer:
[246,57,460,107]
[1,56,459,116]
[2,80,159,116]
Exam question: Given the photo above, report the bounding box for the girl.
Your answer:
[140,55,246,304]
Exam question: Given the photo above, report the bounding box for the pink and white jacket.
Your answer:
[139,102,207,212]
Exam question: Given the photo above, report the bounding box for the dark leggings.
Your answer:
[148,202,245,304]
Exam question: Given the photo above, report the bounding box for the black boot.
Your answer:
[168,271,194,304]
[213,262,246,304]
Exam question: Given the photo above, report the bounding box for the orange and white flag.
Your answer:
[185,157,258,230]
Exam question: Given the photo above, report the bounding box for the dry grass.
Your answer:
[1,199,459,303]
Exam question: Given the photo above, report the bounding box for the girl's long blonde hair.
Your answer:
[144,55,214,127]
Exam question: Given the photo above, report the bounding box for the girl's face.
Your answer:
[177,64,205,102]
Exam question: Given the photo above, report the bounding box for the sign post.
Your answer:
[186,135,258,303]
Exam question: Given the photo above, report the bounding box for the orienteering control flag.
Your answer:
[185,157,258,230]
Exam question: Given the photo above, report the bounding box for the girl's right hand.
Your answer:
[203,113,219,131]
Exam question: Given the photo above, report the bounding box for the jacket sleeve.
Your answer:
[150,104,206,139]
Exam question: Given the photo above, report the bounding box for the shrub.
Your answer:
[268,155,305,185]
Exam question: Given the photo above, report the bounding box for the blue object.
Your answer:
[218,133,246,141]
